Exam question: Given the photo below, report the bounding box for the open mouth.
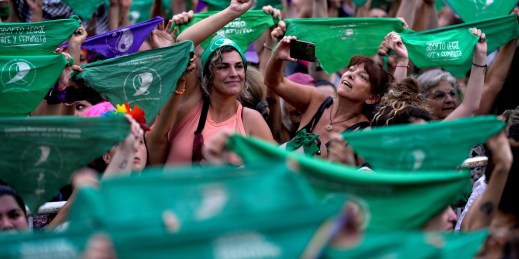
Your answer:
[341,80,352,88]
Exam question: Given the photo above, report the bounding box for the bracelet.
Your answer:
[472,63,487,68]
[263,43,274,51]
[396,65,409,68]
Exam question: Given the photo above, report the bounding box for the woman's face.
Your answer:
[337,64,375,104]
[133,133,148,171]
[0,195,28,232]
[73,100,93,117]
[422,206,457,231]
[210,51,245,97]
[426,80,458,120]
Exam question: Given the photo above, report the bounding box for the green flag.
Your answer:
[341,116,504,171]
[400,28,479,69]
[178,10,278,52]
[129,0,173,25]
[71,40,194,125]
[0,51,68,116]
[227,135,471,231]
[446,0,518,22]
[202,0,282,11]
[0,16,81,52]
[69,162,320,231]
[0,116,130,213]
[284,18,404,74]
[418,14,519,77]
[61,0,104,21]
[324,230,488,259]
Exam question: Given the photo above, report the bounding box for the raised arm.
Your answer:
[413,0,439,31]
[264,36,323,113]
[378,31,409,83]
[445,28,487,121]
[176,0,254,46]
[256,6,282,76]
[461,130,513,231]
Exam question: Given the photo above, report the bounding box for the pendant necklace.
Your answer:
[325,103,353,132]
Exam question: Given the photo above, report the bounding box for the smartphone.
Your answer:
[290,40,316,62]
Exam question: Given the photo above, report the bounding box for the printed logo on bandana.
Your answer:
[123,67,162,101]
[347,197,371,231]
[474,0,494,9]
[211,37,236,51]
[399,148,427,170]
[20,144,63,195]
[107,28,134,54]
[195,185,229,220]
[213,232,281,259]
[1,59,36,92]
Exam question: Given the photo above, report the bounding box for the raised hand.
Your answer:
[229,0,254,15]
[379,31,408,62]
[273,36,298,62]
[271,20,287,40]
[262,5,282,19]
[150,20,177,49]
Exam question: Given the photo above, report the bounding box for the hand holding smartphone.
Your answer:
[290,40,316,62]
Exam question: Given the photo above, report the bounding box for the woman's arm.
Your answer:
[445,28,487,121]
[176,0,254,46]
[378,31,409,83]
[243,107,275,143]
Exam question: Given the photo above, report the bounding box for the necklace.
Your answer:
[325,103,353,132]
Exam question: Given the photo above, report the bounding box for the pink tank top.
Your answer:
[166,100,246,165]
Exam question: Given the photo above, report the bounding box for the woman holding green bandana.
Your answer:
[163,0,275,166]
[265,35,393,159]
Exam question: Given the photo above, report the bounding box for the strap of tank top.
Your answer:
[192,96,210,163]
[302,96,333,133]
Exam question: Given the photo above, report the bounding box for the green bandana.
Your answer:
[0,51,68,116]
[285,129,321,156]
[0,116,130,213]
[202,0,282,11]
[400,28,479,69]
[69,162,320,231]
[71,40,194,125]
[227,135,471,231]
[284,18,404,74]
[341,116,504,171]
[61,0,104,21]
[179,10,278,53]
[129,0,173,24]
[0,16,81,52]
[324,229,488,259]
[200,35,247,75]
[418,14,519,77]
[446,0,518,22]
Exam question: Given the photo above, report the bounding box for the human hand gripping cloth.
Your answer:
[61,0,104,21]
[446,0,518,23]
[284,18,404,74]
[0,16,81,52]
[399,28,479,69]
[341,116,505,171]
[61,17,164,58]
[0,116,130,213]
[129,0,172,24]
[178,10,279,52]
[416,14,519,77]
[71,40,194,125]
[323,229,488,259]
[0,51,68,116]
[200,0,282,11]
[226,134,471,231]
[68,162,321,231]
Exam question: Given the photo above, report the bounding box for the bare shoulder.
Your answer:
[242,107,275,142]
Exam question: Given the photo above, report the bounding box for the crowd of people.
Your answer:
[1,0,519,258]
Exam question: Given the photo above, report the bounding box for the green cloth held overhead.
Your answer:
[0,116,130,213]
[342,116,504,171]
[284,18,404,74]
[400,28,479,69]
[61,0,104,21]
[0,51,68,116]
[69,162,321,231]
[71,40,194,125]
[178,10,279,52]
[0,16,81,52]
[446,0,518,22]
[202,0,282,11]
[227,135,471,231]
[417,14,519,77]
[324,230,488,259]
[129,0,173,24]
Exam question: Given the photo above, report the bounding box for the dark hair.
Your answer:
[372,77,431,126]
[0,181,27,218]
[348,55,393,119]
[498,147,519,224]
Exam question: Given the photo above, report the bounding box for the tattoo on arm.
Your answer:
[480,201,494,216]
[118,160,128,169]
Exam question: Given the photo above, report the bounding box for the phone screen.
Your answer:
[290,40,316,62]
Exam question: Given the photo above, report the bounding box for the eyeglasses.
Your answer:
[431,90,457,101]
